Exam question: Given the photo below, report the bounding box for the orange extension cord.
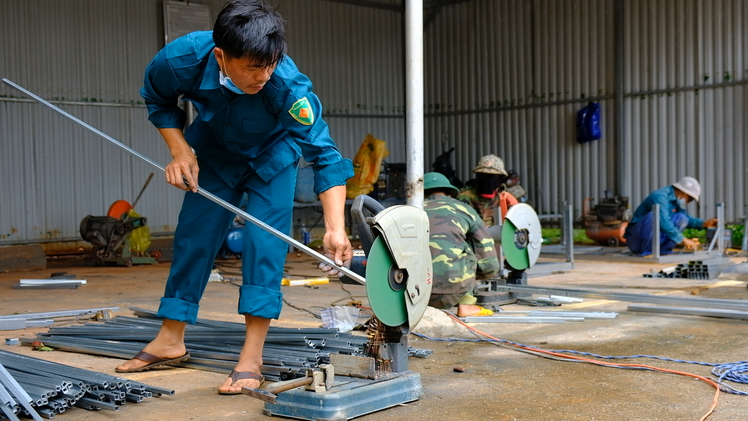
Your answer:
[443,311,721,421]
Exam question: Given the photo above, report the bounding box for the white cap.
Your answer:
[672,176,701,202]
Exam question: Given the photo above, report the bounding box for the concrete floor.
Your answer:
[1,251,748,421]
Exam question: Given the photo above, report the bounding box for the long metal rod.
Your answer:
[628,305,748,320]
[492,284,748,312]
[614,0,626,196]
[652,203,660,258]
[0,307,119,321]
[2,78,365,285]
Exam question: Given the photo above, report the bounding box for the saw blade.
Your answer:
[365,235,408,326]
[502,203,542,270]
[502,219,530,270]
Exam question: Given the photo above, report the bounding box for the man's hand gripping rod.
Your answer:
[2,78,365,285]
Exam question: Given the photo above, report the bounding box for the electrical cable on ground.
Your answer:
[410,311,741,421]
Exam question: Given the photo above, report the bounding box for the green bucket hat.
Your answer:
[424,172,459,196]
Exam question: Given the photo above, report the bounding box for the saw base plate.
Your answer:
[262,371,422,421]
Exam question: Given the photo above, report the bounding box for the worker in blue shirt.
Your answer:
[115,0,354,395]
[624,177,717,256]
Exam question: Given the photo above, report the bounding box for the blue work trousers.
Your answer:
[626,212,688,256]
[157,160,295,324]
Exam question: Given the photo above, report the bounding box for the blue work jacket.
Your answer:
[629,185,704,243]
[141,31,352,192]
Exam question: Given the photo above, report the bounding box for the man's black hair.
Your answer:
[213,0,287,68]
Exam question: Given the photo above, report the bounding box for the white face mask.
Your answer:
[677,198,687,209]
[218,57,245,95]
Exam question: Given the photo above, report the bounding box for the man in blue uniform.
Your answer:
[624,177,717,256]
[115,0,354,395]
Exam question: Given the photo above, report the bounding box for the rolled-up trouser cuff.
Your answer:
[157,297,200,324]
[239,284,283,319]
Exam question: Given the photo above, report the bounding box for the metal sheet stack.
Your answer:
[0,350,171,420]
[643,258,733,280]
[31,308,431,382]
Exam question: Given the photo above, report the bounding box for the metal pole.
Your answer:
[652,203,660,258]
[2,78,366,285]
[707,202,724,254]
[405,0,424,208]
[614,0,627,197]
[564,202,574,266]
[717,201,725,254]
[743,204,748,254]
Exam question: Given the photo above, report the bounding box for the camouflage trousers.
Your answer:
[428,290,478,309]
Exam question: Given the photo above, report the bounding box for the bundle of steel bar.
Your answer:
[0,307,119,332]
[0,349,171,420]
[643,258,733,279]
[30,308,431,382]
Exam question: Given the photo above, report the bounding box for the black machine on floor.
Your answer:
[79,212,157,267]
[582,189,631,247]
[79,174,159,267]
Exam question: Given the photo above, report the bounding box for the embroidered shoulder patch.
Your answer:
[289,97,314,125]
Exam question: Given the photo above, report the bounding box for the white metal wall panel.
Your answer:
[0,0,406,248]
[2,0,747,250]
[277,0,407,161]
[624,0,747,222]
[0,0,183,249]
[424,0,615,216]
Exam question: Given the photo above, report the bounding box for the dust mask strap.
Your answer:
[218,56,245,95]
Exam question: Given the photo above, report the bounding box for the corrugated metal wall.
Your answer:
[0,0,183,250]
[0,0,405,249]
[424,0,747,222]
[1,0,746,249]
[279,0,406,160]
[424,0,617,216]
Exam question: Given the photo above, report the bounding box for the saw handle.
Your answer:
[350,195,385,255]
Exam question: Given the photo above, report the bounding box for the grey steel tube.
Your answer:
[2,78,366,285]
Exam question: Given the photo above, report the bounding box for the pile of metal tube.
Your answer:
[30,308,431,382]
[0,350,171,420]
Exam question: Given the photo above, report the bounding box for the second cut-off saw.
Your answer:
[4,78,433,420]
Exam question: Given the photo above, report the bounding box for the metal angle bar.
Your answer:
[497,311,619,319]
[460,316,578,324]
[492,285,748,311]
[77,397,118,411]
[628,305,748,320]
[0,307,119,321]
[2,78,365,285]
[12,284,80,290]
[0,366,43,421]
[18,280,86,285]
[0,320,27,331]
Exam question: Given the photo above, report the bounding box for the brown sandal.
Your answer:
[114,351,190,373]
[218,370,264,395]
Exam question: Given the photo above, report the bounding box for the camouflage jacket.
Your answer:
[457,184,518,227]
[424,193,500,295]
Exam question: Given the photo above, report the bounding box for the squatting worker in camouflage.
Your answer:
[457,154,518,227]
[115,0,354,395]
[424,172,500,317]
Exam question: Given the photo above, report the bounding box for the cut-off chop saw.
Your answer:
[260,195,433,421]
[3,78,434,421]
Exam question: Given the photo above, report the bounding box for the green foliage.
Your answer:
[727,224,744,248]
[682,228,706,242]
[541,228,595,245]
